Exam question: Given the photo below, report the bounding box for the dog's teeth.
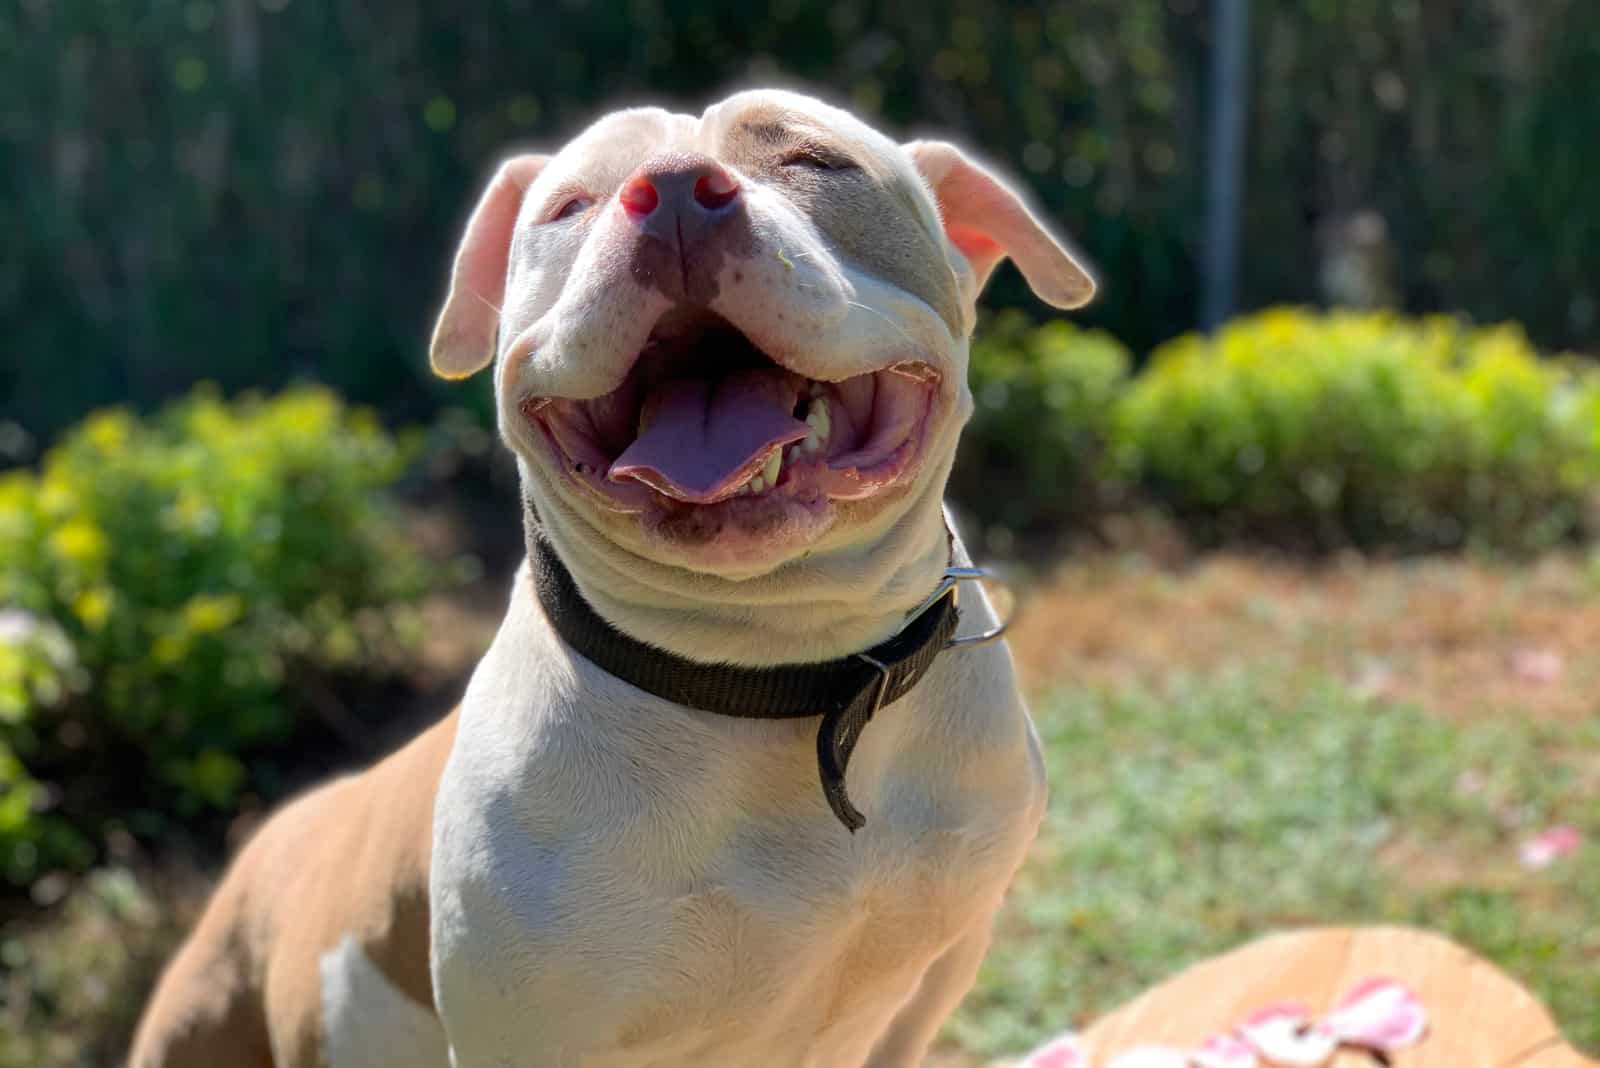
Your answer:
[803,396,830,454]
[748,476,765,494]
[787,446,801,463]
[804,396,831,442]
[762,450,781,486]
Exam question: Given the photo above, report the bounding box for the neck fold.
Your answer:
[524,490,955,667]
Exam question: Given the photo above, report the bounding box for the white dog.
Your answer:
[132,88,1094,1068]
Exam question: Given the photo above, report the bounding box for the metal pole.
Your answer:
[1201,0,1251,331]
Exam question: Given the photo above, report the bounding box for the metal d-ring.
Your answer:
[903,565,1019,650]
[854,651,893,719]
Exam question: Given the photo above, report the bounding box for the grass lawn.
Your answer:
[3,550,1596,1067]
[942,549,1600,1064]
[944,671,1599,1062]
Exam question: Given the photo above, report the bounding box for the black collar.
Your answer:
[527,521,962,832]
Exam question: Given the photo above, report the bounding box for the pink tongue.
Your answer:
[608,371,809,503]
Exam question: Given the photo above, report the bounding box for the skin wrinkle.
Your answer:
[719,110,965,336]
[533,460,956,664]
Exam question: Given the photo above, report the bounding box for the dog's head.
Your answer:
[431,89,1092,577]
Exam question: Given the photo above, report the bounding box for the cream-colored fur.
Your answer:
[132,88,1093,1068]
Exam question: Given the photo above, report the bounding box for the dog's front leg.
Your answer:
[863,913,998,1067]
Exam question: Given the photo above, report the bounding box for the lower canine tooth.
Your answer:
[805,396,830,441]
[748,477,765,493]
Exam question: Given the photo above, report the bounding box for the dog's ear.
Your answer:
[905,140,1095,310]
[430,153,550,379]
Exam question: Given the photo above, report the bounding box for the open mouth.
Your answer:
[522,309,939,515]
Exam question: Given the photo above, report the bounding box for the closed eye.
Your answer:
[549,195,594,222]
[781,146,860,172]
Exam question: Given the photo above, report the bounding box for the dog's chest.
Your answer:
[599,802,994,1058]
[430,620,1041,1065]
[484,731,1008,1059]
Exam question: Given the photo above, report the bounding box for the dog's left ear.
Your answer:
[905,140,1095,310]
[430,153,550,379]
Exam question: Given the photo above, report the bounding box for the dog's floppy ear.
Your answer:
[905,140,1095,310]
[429,153,550,379]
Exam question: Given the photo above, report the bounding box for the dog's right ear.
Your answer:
[906,140,1095,311]
[429,154,550,379]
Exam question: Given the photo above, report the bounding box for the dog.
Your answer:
[130,88,1094,1068]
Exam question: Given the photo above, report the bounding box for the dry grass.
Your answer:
[1007,550,1600,723]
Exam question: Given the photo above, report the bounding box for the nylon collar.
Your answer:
[526,518,962,832]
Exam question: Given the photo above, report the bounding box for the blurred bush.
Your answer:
[0,387,430,886]
[1112,310,1600,552]
[954,311,1131,535]
[0,867,192,1068]
[6,2,1600,444]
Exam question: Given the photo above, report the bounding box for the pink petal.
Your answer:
[1350,662,1393,702]
[1240,1003,1313,1030]
[1239,1005,1337,1068]
[1191,1032,1259,1068]
[1511,649,1563,684]
[1518,824,1583,870]
[1324,977,1428,1051]
[1107,1047,1191,1068]
[1018,1033,1089,1068]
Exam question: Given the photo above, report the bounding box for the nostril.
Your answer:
[620,176,659,217]
[693,170,739,211]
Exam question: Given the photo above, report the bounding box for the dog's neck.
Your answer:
[523,481,957,668]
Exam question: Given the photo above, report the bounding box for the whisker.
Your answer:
[845,300,916,345]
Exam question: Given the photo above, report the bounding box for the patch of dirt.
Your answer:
[1375,832,1524,892]
[1006,550,1600,724]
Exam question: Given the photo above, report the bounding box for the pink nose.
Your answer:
[620,154,745,302]
[619,154,741,230]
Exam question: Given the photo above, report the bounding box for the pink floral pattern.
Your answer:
[1017,1033,1089,1068]
[1190,1031,1258,1068]
[1237,1004,1337,1067]
[1323,977,1428,1050]
[1013,977,1428,1068]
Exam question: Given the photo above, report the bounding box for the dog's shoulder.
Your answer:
[261,708,459,1064]
[134,710,459,1067]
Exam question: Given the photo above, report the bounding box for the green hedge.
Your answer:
[7,2,1600,444]
[1116,311,1600,551]
[957,308,1600,552]
[0,387,431,885]
[953,311,1131,533]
